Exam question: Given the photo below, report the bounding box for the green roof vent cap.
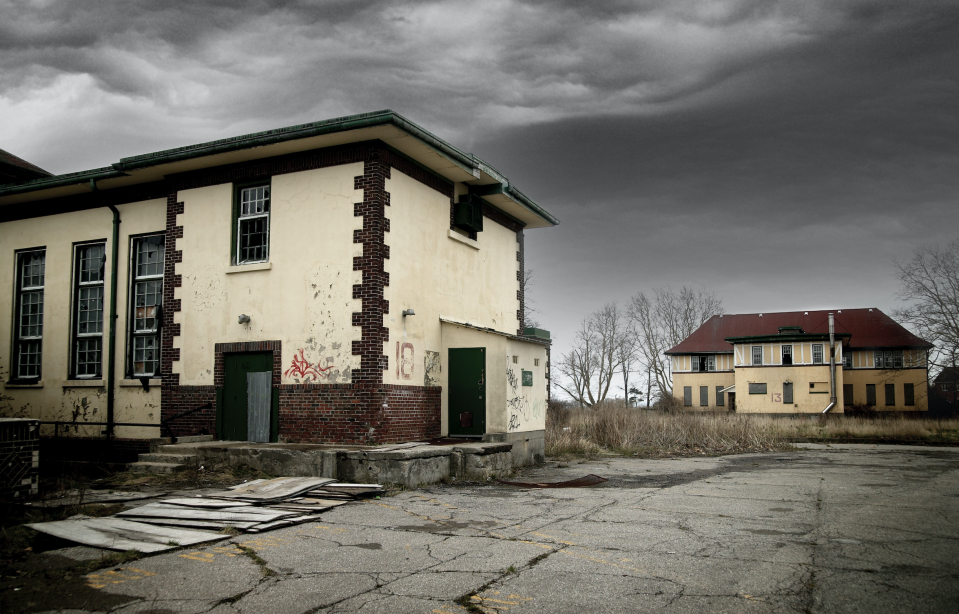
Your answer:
[523,327,550,340]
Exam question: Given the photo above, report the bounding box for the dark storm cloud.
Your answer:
[2,0,957,358]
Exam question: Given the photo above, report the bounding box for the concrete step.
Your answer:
[149,434,215,446]
[127,461,188,474]
[137,453,198,464]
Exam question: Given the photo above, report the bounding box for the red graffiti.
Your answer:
[284,349,335,382]
[396,341,414,380]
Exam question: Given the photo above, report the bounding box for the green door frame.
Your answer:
[448,347,486,437]
[216,352,279,442]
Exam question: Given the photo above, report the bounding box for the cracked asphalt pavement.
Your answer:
[19,443,959,613]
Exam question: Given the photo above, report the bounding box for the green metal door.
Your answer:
[222,353,273,441]
[448,348,485,437]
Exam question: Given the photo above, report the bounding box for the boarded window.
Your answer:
[782,345,792,365]
[885,383,895,406]
[716,386,725,406]
[904,383,915,406]
[813,344,823,364]
[748,383,767,395]
[700,386,708,407]
[866,384,876,406]
[783,382,794,404]
[752,346,763,366]
[683,386,692,406]
[843,384,853,406]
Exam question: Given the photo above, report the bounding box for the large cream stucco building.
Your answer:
[666,309,931,413]
[0,111,557,464]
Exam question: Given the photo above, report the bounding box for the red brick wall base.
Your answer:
[279,384,441,444]
[160,386,217,438]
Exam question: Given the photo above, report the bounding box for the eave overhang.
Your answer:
[0,110,558,229]
[724,333,851,344]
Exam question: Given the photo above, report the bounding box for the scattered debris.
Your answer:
[497,474,609,488]
[23,477,385,551]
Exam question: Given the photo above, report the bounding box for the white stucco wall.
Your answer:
[174,164,363,386]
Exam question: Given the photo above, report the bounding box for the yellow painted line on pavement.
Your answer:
[86,566,156,589]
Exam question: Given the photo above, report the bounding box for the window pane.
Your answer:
[716,386,725,406]
[77,286,104,334]
[683,386,692,406]
[18,340,41,378]
[134,280,162,332]
[752,346,763,366]
[133,335,159,376]
[700,386,708,406]
[239,216,268,262]
[707,355,715,371]
[19,291,43,338]
[21,251,45,289]
[813,345,823,364]
[78,244,105,283]
[75,338,102,377]
[136,236,165,277]
[241,186,270,216]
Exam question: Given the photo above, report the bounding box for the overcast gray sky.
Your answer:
[3,0,958,373]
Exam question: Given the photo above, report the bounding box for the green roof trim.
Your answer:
[0,167,126,197]
[0,110,559,226]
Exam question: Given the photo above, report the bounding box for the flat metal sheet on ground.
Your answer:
[161,498,254,508]
[246,514,322,533]
[227,479,267,490]
[26,490,164,507]
[130,517,259,530]
[116,503,297,523]
[208,477,337,501]
[26,517,226,552]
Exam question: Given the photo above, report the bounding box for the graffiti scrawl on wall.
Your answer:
[507,363,544,431]
[396,341,414,380]
[285,349,336,383]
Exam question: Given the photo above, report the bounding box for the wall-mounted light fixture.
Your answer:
[402,309,415,317]
[238,314,251,324]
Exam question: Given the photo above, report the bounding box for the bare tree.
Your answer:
[893,240,959,371]
[555,303,628,407]
[628,286,724,401]
[616,320,640,406]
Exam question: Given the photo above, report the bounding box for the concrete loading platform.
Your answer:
[130,439,517,487]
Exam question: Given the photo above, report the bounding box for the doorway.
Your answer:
[221,353,274,442]
[448,348,485,437]
[728,392,736,412]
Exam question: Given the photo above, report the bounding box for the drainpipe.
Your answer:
[822,312,837,414]
[91,179,120,438]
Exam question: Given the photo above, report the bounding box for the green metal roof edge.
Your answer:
[0,167,125,197]
[1,110,558,226]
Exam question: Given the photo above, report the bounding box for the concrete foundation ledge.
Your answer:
[484,430,545,466]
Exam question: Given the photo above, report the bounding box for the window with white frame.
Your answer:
[235,184,271,264]
[752,346,763,366]
[874,350,903,369]
[13,249,45,380]
[129,235,164,377]
[842,351,852,369]
[812,344,823,365]
[691,355,716,372]
[72,243,106,378]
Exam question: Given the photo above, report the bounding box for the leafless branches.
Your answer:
[627,286,724,401]
[893,240,959,370]
[555,304,629,407]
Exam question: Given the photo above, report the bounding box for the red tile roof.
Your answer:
[665,308,931,355]
[0,148,52,183]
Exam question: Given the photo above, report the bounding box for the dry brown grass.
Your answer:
[546,400,959,458]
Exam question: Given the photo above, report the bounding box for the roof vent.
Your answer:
[779,326,804,334]
[869,308,873,312]
[838,310,842,313]
[759,313,763,317]
[804,311,808,315]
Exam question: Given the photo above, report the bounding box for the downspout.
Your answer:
[91,179,120,438]
[822,312,837,414]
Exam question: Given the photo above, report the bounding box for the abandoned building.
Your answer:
[666,309,932,413]
[0,111,557,465]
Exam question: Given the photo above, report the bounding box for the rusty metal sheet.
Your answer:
[497,474,609,488]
